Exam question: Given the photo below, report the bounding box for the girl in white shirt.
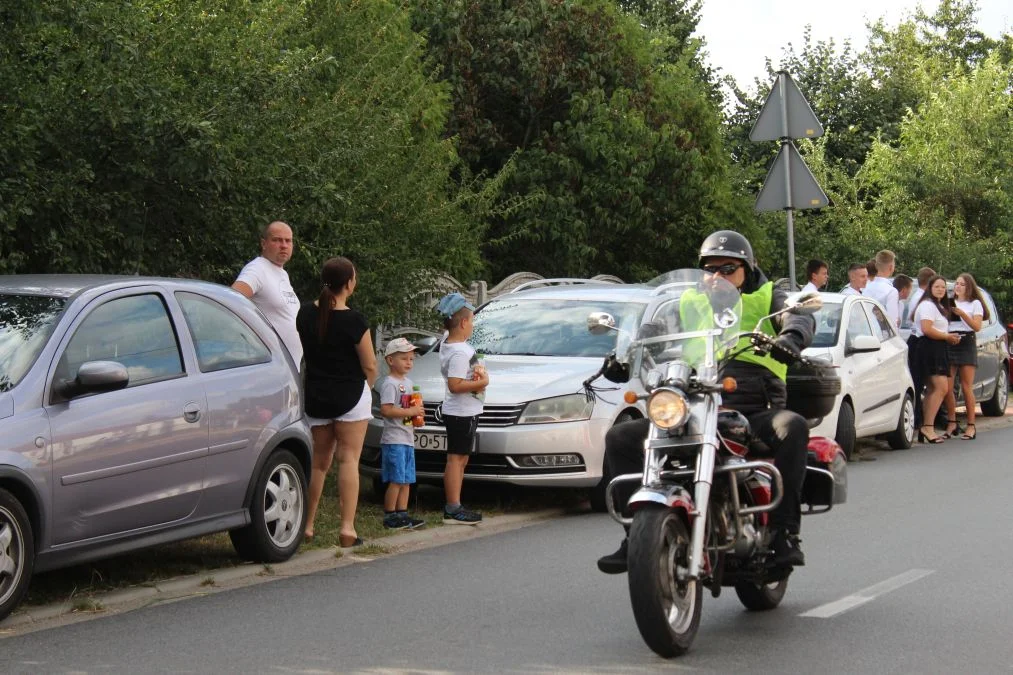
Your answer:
[942,273,987,440]
[913,276,961,443]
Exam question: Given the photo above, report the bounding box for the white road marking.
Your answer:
[800,568,935,618]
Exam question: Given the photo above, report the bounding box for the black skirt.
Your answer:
[917,336,950,377]
[947,332,977,367]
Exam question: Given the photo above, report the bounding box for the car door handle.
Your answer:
[183,403,202,423]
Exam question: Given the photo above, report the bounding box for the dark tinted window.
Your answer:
[0,294,66,392]
[176,292,271,372]
[866,303,896,341]
[58,294,183,386]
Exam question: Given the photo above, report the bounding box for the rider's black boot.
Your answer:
[771,529,805,567]
[597,538,629,574]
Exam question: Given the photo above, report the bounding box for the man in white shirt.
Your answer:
[800,259,828,295]
[232,221,303,369]
[863,249,901,326]
[840,263,867,296]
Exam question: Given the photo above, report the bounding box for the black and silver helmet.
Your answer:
[698,230,755,270]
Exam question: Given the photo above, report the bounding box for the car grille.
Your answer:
[423,402,525,427]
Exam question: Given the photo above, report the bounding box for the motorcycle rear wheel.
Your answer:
[734,578,788,611]
[627,505,702,658]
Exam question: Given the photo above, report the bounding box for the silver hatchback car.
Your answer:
[0,275,311,622]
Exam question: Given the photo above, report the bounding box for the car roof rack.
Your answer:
[508,278,621,293]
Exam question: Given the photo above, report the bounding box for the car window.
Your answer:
[845,301,874,348]
[810,301,842,348]
[57,293,183,386]
[866,303,896,341]
[0,294,67,392]
[176,292,272,372]
[470,299,645,357]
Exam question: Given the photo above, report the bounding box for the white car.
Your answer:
[797,292,916,459]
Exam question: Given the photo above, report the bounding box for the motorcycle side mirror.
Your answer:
[587,312,617,335]
[787,292,823,315]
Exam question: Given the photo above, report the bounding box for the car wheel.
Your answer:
[0,488,34,623]
[589,412,636,513]
[230,450,306,563]
[980,365,1008,417]
[886,393,915,450]
[835,402,856,461]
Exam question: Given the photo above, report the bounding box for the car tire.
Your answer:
[589,412,637,513]
[230,450,306,563]
[835,401,856,461]
[980,365,1008,417]
[886,393,915,450]
[0,488,34,623]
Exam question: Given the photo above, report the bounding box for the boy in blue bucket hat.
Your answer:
[435,292,486,525]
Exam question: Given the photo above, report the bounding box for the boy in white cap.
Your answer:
[377,337,426,529]
[435,292,488,524]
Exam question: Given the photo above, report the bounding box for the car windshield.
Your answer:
[469,298,645,357]
[0,293,67,392]
[811,300,843,348]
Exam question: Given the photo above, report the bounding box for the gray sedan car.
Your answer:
[0,275,311,622]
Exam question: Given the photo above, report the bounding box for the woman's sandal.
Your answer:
[338,533,364,548]
[918,425,945,444]
[941,419,959,439]
[961,423,977,441]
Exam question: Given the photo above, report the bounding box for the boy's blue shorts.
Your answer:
[380,443,416,485]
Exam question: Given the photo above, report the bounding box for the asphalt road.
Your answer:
[3,425,1012,674]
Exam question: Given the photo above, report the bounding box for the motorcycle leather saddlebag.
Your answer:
[786,360,841,419]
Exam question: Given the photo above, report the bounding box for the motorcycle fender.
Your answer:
[628,485,696,520]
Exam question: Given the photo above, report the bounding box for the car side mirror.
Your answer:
[846,334,881,355]
[60,360,130,399]
[411,336,439,356]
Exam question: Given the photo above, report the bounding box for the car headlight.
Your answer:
[647,389,689,429]
[517,394,594,424]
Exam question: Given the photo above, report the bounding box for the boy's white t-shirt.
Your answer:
[440,341,483,417]
[236,256,303,367]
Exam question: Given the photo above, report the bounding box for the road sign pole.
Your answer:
[786,209,797,292]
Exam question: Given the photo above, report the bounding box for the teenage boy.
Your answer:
[436,292,489,525]
[377,337,426,530]
[800,259,828,294]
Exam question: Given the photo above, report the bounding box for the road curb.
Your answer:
[1,507,569,634]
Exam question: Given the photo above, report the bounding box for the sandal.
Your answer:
[338,533,364,548]
[961,423,976,441]
[941,419,959,439]
[918,426,945,444]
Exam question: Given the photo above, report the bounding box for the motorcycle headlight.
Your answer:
[647,389,689,429]
[517,394,594,424]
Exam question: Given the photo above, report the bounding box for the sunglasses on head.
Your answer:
[701,262,743,275]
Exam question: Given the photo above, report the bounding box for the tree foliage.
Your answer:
[0,0,489,324]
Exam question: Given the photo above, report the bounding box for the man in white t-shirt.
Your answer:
[863,249,901,326]
[840,263,867,296]
[232,221,303,368]
[799,258,828,295]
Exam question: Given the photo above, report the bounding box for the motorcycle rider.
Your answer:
[596,230,816,576]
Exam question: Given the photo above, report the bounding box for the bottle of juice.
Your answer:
[410,385,425,427]
[472,353,486,403]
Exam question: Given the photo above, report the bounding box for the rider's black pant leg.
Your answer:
[747,408,808,533]
[604,418,650,526]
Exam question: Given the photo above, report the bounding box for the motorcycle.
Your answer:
[584,270,846,658]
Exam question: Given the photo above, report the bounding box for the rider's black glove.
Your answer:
[771,332,803,365]
[602,353,630,383]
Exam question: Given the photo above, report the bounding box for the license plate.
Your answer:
[414,431,447,451]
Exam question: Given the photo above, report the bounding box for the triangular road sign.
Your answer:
[749,71,824,142]
[755,142,829,212]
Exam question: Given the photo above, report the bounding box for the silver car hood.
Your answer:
[0,392,12,420]
[408,353,604,405]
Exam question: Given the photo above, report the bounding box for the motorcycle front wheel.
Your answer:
[627,505,702,658]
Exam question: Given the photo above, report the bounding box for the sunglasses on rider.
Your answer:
[701,262,743,276]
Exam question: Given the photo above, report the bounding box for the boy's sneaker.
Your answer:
[383,513,411,530]
[406,515,426,530]
[443,507,482,525]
